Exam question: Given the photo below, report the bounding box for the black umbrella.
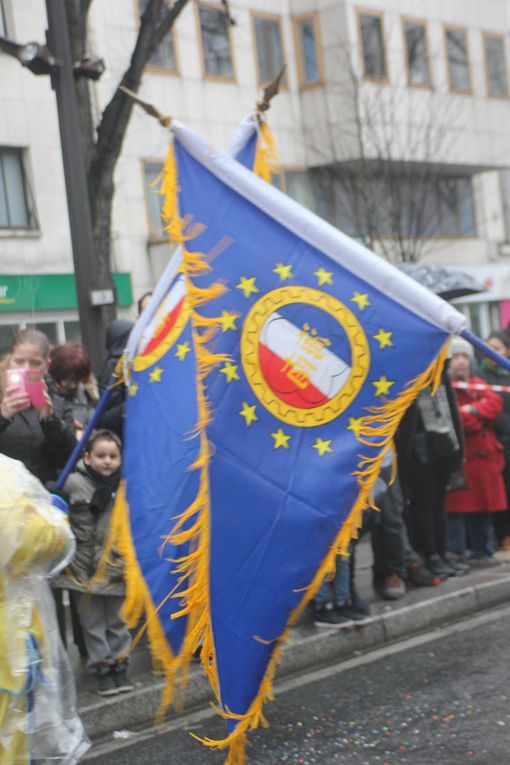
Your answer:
[398,263,484,301]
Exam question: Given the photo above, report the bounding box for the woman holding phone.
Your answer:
[0,329,76,485]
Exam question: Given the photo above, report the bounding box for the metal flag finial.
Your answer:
[255,66,286,115]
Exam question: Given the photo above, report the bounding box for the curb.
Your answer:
[79,573,510,742]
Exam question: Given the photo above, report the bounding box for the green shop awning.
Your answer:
[0,273,132,312]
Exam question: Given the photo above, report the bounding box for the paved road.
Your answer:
[86,609,510,765]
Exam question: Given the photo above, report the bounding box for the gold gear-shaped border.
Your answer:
[241,286,370,427]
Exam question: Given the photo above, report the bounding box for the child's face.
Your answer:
[84,438,121,477]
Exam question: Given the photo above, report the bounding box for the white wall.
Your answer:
[1,0,510,309]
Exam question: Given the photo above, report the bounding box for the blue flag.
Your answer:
[160,121,466,761]
[116,115,277,704]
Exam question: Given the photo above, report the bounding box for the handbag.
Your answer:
[446,467,468,492]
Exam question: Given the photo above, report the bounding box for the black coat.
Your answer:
[0,403,76,485]
[97,319,134,438]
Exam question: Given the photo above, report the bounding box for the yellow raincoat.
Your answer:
[0,455,89,765]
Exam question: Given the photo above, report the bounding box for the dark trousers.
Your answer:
[404,458,450,559]
[364,473,412,583]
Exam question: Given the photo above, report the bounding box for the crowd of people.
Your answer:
[2,315,510,710]
[313,331,510,628]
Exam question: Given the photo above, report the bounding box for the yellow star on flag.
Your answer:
[219,311,239,332]
[372,375,395,397]
[313,437,333,456]
[236,276,259,298]
[373,329,393,349]
[220,361,240,383]
[149,366,164,383]
[314,268,333,286]
[347,417,364,436]
[271,428,291,450]
[273,262,293,281]
[351,291,370,310]
[239,401,258,426]
[129,383,139,397]
[175,341,191,361]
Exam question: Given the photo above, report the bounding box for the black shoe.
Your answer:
[96,669,119,697]
[114,663,134,693]
[442,554,470,575]
[336,604,372,627]
[313,605,353,629]
[426,554,452,580]
[406,563,441,588]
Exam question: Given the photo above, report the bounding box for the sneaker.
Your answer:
[96,668,118,697]
[374,573,406,600]
[406,562,441,588]
[114,663,134,693]
[442,554,470,575]
[336,604,372,627]
[313,604,353,629]
[426,554,452,580]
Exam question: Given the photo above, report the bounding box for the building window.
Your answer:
[332,173,476,239]
[294,15,322,87]
[138,0,177,70]
[0,1,6,36]
[358,11,387,81]
[253,14,285,85]
[283,169,334,223]
[445,27,471,93]
[0,148,36,229]
[403,20,431,86]
[198,3,233,79]
[484,33,508,97]
[142,160,165,238]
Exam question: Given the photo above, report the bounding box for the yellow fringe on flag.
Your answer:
[114,128,449,764]
[192,340,449,765]
[252,121,279,184]
[94,133,229,719]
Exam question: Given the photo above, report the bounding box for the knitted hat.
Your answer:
[450,335,474,361]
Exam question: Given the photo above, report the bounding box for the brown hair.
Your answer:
[49,343,91,383]
[85,428,122,455]
[11,328,50,359]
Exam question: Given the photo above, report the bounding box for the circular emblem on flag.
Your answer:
[241,286,370,427]
[133,274,191,371]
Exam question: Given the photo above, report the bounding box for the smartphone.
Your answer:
[6,368,46,407]
[6,368,29,397]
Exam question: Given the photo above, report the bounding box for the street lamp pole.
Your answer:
[44,0,109,372]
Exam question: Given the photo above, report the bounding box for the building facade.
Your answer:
[1,0,510,353]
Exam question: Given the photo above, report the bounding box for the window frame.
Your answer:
[482,31,509,99]
[0,147,38,231]
[292,12,324,89]
[444,24,472,95]
[401,16,432,89]
[135,0,179,75]
[250,11,287,88]
[356,7,389,84]
[196,0,236,82]
[141,158,167,243]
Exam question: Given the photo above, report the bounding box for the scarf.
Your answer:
[84,465,120,515]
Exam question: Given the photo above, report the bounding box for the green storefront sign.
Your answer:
[0,273,133,312]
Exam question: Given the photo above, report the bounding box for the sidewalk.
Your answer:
[74,539,510,744]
